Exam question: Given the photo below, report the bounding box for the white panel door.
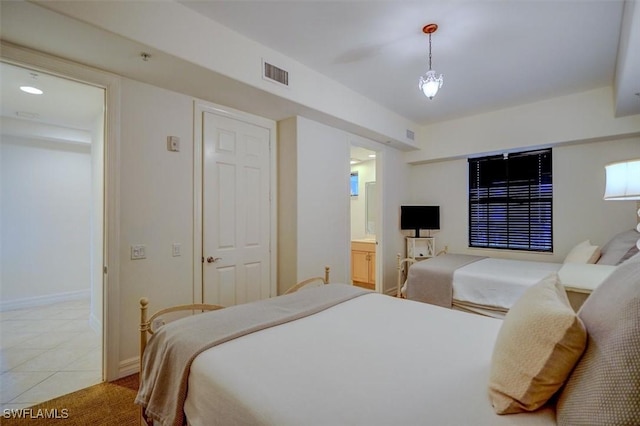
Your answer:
[202,111,271,306]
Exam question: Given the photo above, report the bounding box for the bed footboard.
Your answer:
[138,266,331,425]
[283,266,331,295]
[397,254,417,297]
[139,298,224,425]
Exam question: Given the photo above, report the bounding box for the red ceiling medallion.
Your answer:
[423,24,438,34]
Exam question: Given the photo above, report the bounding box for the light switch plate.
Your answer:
[131,244,147,260]
[167,136,180,152]
[172,243,182,257]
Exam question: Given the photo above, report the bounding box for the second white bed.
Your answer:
[402,256,616,317]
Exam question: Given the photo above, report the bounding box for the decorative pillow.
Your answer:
[488,274,587,414]
[564,240,601,264]
[597,229,640,265]
[556,253,640,425]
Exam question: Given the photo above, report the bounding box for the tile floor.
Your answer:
[0,299,102,412]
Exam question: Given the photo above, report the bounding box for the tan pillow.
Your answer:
[564,240,600,264]
[488,274,587,414]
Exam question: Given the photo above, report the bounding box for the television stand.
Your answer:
[406,237,435,260]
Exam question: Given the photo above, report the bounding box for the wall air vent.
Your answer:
[406,129,415,141]
[263,60,289,87]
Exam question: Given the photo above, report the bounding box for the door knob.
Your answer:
[206,256,222,263]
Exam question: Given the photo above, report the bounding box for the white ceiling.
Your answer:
[178,0,639,124]
[1,0,638,134]
[0,61,104,131]
[350,146,376,163]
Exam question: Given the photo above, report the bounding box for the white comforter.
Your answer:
[453,258,561,309]
[184,293,555,425]
[453,259,616,310]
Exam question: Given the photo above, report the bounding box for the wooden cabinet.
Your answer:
[351,241,376,290]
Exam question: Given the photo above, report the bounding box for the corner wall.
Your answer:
[377,147,411,294]
[276,117,298,294]
[277,116,351,291]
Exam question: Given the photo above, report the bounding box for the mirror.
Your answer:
[365,181,376,235]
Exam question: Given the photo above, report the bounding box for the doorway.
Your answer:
[0,62,105,410]
[349,145,378,291]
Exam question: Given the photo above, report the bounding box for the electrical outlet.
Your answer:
[131,244,147,260]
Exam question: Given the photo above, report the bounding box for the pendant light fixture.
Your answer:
[418,24,443,100]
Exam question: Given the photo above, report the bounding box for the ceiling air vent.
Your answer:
[406,129,415,141]
[263,60,289,87]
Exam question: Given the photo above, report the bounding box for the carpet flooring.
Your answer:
[2,374,139,425]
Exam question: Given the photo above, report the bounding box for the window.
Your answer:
[350,172,359,196]
[468,148,552,252]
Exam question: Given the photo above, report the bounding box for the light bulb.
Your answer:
[418,70,443,100]
[20,86,43,95]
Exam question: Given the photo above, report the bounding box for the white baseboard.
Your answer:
[119,356,139,378]
[89,312,102,333]
[0,289,90,312]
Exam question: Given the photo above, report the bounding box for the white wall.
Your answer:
[350,160,375,240]
[408,137,640,263]
[278,116,351,290]
[297,117,351,284]
[0,137,91,306]
[411,87,640,163]
[277,117,298,292]
[117,78,195,365]
[377,147,411,294]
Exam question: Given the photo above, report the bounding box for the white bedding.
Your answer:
[453,258,561,310]
[557,262,616,293]
[184,293,555,425]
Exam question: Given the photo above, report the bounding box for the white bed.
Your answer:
[137,253,640,426]
[183,293,554,425]
[183,291,554,426]
[400,230,638,317]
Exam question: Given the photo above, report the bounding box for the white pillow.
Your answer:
[564,240,600,264]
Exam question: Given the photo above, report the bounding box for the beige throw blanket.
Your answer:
[135,283,370,426]
[406,254,484,307]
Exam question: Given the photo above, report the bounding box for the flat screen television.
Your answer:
[401,205,440,237]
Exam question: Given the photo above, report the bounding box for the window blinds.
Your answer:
[468,148,553,252]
